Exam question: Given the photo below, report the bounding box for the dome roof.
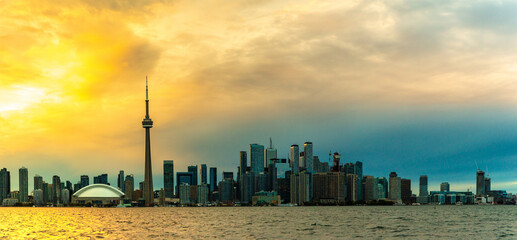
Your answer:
[73,184,125,200]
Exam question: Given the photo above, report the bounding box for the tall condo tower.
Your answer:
[142,77,154,206]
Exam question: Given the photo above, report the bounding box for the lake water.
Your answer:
[0,206,515,239]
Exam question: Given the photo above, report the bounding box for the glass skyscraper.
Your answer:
[164,160,174,198]
[188,165,198,186]
[19,167,28,203]
[80,175,89,188]
[250,144,265,174]
[0,168,10,203]
[290,145,299,173]
[419,175,428,197]
[117,170,125,192]
[201,164,207,185]
[210,167,218,192]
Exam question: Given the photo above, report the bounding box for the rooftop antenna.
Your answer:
[474,159,479,171]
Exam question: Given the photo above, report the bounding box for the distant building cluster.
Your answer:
[0,141,514,207]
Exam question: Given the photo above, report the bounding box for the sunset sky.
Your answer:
[1,0,516,193]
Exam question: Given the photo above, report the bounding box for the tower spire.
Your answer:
[146,75,149,100]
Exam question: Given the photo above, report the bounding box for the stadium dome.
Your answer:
[72,184,125,202]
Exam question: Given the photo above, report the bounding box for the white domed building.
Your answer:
[72,184,125,205]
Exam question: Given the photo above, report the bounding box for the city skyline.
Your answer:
[0,0,516,194]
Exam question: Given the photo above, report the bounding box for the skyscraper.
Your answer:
[118,170,125,192]
[476,170,485,196]
[440,182,450,192]
[80,175,89,188]
[188,165,198,186]
[332,152,341,172]
[290,145,299,173]
[164,160,174,198]
[355,161,363,200]
[52,175,61,204]
[250,144,265,174]
[364,175,378,201]
[484,177,491,193]
[377,177,388,198]
[304,142,313,173]
[0,168,10,203]
[239,151,247,177]
[388,172,401,203]
[34,175,43,191]
[265,138,278,168]
[401,179,412,204]
[19,167,28,203]
[142,77,154,206]
[419,175,428,197]
[201,164,207,185]
[210,167,217,192]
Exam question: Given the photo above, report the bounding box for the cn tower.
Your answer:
[142,76,154,206]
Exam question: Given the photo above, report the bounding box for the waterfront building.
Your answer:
[251,144,265,174]
[241,172,255,204]
[0,168,10,203]
[252,191,281,205]
[197,184,209,204]
[388,172,401,203]
[265,138,277,167]
[290,171,310,205]
[419,175,428,196]
[34,189,43,206]
[304,142,313,173]
[179,183,190,204]
[80,175,89,188]
[476,170,485,196]
[42,182,49,204]
[52,175,61,204]
[429,191,475,204]
[188,165,198,186]
[201,164,207,185]
[117,170,125,192]
[277,173,291,203]
[62,189,70,206]
[401,179,412,204]
[290,145,300,173]
[377,177,388,198]
[124,178,134,201]
[346,174,358,202]
[364,175,378,201]
[72,184,125,205]
[440,182,450,192]
[219,179,234,204]
[142,78,155,206]
[163,160,174,198]
[313,172,346,204]
[210,167,217,192]
[18,167,28,203]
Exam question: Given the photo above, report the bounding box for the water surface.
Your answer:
[0,206,515,239]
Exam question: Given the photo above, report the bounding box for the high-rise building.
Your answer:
[239,151,247,178]
[355,161,363,200]
[18,167,28,203]
[440,182,450,192]
[164,160,174,198]
[377,177,388,199]
[52,175,61,204]
[188,165,198,186]
[241,172,254,204]
[299,152,305,169]
[197,184,209,204]
[265,138,278,168]
[179,183,190,205]
[419,175,428,197]
[364,175,378,201]
[290,171,311,205]
[124,178,134,201]
[177,172,194,195]
[142,78,155,206]
[304,142,313,173]
[42,182,49,204]
[94,174,108,185]
[34,189,43,206]
[346,174,358,202]
[250,144,265,174]
[73,182,81,193]
[290,145,299,173]
[0,168,10,203]
[312,172,346,203]
[62,189,70,206]
[484,177,491,193]
[209,167,217,192]
[201,164,207,185]
[476,170,485,196]
[401,179,412,204]
[80,175,89,188]
[118,170,125,192]
[332,152,341,172]
[388,172,401,203]
[34,175,43,191]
